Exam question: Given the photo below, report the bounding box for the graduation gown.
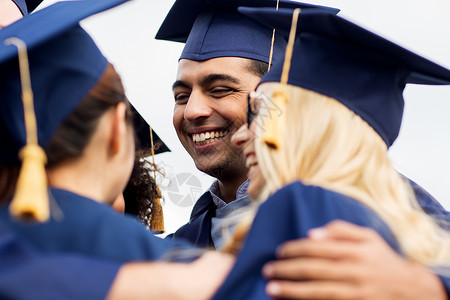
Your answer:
[0,220,119,300]
[168,178,450,248]
[212,181,403,299]
[0,188,194,262]
[168,191,216,248]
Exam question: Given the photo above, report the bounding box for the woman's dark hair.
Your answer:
[0,63,131,203]
[123,149,162,229]
[45,63,132,167]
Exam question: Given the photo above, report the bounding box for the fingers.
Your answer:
[309,220,378,242]
[195,251,235,270]
[277,221,382,260]
[276,239,361,260]
[266,280,363,300]
[263,258,361,281]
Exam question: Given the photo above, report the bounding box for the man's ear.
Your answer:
[110,102,128,154]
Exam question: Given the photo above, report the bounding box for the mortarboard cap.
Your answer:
[0,0,170,222]
[239,7,450,147]
[0,0,128,165]
[0,0,130,222]
[156,0,339,64]
[131,103,170,154]
[1,0,169,163]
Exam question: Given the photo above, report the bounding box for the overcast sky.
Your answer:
[40,0,450,234]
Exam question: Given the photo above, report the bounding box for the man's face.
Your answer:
[173,57,262,181]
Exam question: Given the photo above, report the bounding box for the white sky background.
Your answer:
[39,0,450,234]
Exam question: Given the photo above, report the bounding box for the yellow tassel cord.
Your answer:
[267,0,280,72]
[261,8,301,151]
[149,125,164,233]
[261,89,288,150]
[5,38,49,222]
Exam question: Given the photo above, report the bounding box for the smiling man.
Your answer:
[172,57,261,203]
[156,1,450,299]
[157,0,338,249]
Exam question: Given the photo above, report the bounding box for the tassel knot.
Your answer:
[10,144,49,222]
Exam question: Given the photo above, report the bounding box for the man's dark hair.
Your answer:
[247,60,270,78]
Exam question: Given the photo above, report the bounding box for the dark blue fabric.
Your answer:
[155,0,338,63]
[169,178,450,248]
[11,0,27,15]
[438,275,450,297]
[213,181,401,299]
[156,0,339,43]
[11,0,44,15]
[0,220,119,300]
[240,8,450,147]
[0,0,134,164]
[0,188,196,262]
[24,0,43,13]
[408,179,450,230]
[130,103,170,153]
[179,10,287,64]
[166,191,216,249]
[1,0,167,163]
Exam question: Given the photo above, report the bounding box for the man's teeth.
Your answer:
[193,130,227,145]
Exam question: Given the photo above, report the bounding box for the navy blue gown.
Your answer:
[0,220,119,300]
[213,181,404,299]
[169,178,450,249]
[0,188,195,262]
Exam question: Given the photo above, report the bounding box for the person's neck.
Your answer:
[217,175,248,204]
[47,158,109,204]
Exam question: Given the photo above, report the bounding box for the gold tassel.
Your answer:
[261,88,288,150]
[261,8,301,151]
[150,186,164,233]
[267,0,280,72]
[149,124,164,233]
[10,145,49,222]
[5,37,50,222]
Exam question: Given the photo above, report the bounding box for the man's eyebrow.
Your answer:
[200,74,241,86]
[172,80,190,91]
[172,74,241,91]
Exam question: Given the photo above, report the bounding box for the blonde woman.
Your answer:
[213,8,450,300]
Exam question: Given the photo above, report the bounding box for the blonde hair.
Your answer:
[252,83,450,267]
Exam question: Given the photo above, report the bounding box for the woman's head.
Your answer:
[0,62,136,203]
[233,82,388,201]
[229,8,450,266]
[236,82,450,266]
[0,20,136,205]
[45,63,136,203]
[0,0,135,220]
[46,63,133,167]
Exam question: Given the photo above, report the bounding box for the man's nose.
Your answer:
[184,90,213,121]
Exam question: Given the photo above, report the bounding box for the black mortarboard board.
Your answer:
[131,103,170,154]
[156,0,339,64]
[240,7,450,147]
[11,0,44,15]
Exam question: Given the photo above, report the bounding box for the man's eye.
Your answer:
[210,88,234,96]
[174,93,189,103]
